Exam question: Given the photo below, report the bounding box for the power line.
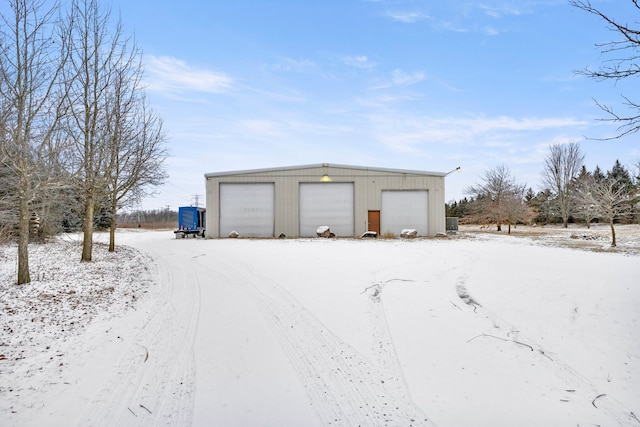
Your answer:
[191,194,203,207]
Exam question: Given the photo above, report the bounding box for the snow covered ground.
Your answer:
[1,225,639,426]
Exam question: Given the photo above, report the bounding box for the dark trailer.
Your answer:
[174,206,206,238]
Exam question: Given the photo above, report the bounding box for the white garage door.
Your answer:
[299,183,354,237]
[381,190,428,236]
[220,183,275,237]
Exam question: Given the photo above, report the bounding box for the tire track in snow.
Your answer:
[456,274,639,426]
[430,239,639,425]
[208,255,434,427]
[77,245,199,426]
[364,281,413,404]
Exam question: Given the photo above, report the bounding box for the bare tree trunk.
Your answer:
[109,197,117,252]
[82,197,94,261]
[17,191,31,285]
[609,219,616,247]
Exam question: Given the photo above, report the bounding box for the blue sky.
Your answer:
[109,0,639,210]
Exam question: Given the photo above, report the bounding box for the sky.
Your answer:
[107,0,640,210]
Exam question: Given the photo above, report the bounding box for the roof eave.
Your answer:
[205,163,447,178]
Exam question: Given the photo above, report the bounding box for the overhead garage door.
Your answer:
[381,190,428,236]
[299,183,354,237]
[220,183,274,237]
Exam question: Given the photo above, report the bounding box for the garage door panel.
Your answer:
[381,190,428,236]
[299,183,354,237]
[220,183,274,237]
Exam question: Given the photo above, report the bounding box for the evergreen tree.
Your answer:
[525,187,536,203]
[607,160,635,194]
[527,189,557,224]
[593,166,606,182]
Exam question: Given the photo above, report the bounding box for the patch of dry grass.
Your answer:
[118,221,174,230]
[458,223,640,255]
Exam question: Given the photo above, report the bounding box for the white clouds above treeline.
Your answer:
[145,55,233,96]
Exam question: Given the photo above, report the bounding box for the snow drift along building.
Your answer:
[204,163,446,238]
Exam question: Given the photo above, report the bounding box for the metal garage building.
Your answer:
[204,163,446,238]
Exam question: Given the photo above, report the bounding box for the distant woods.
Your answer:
[117,208,178,229]
[0,0,167,284]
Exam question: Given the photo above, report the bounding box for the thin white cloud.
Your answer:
[386,11,431,23]
[483,26,500,36]
[466,116,587,132]
[440,20,503,35]
[479,4,527,19]
[356,92,424,108]
[391,69,425,86]
[371,69,426,90]
[240,119,283,134]
[343,55,376,70]
[271,57,317,73]
[145,55,232,96]
[237,116,352,139]
[248,87,307,103]
[434,3,532,35]
[371,114,589,154]
[440,20,469,33]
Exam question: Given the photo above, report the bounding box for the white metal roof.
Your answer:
[204,163,447,178]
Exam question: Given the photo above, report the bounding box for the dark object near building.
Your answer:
[174,206,206,238]
[400,229,418,238]
[446,217,459,234]
[316,225,335,238]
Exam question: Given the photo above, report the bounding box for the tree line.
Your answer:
[447,143,639,246]
[0,0,167,284]
[117,208,178,228]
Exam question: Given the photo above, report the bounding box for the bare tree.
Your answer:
[572,166,597,228]
[501,183,537,233]
[104,68,168,251]
[465,164,531,232]
[634,160,640,223]
[585,178,634,246]
[0,0,69,284]
[542,142,585,228]
[571,0,640,139]
[63,0,129,261]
